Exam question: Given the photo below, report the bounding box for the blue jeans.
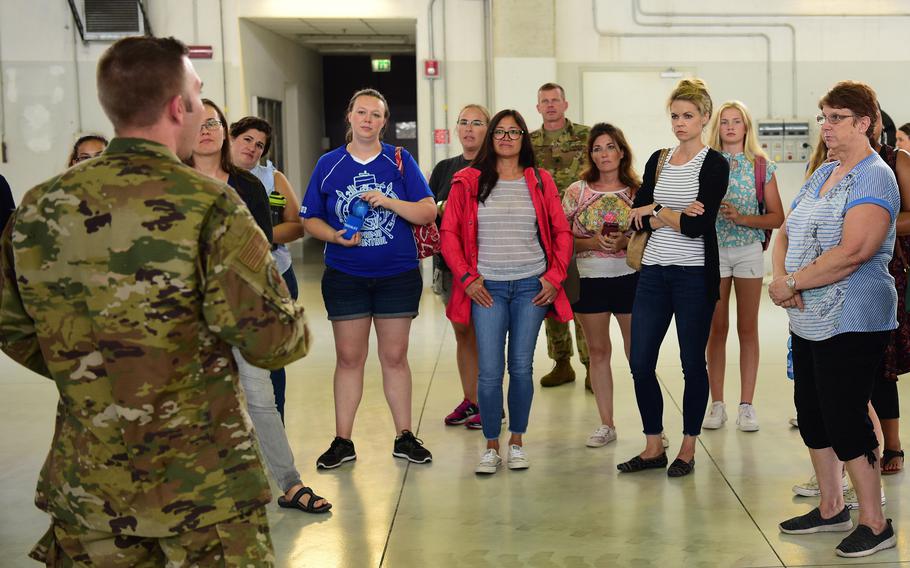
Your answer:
[270,265,298,423]
[234,348,302,493]
[630,265,715,436]
[471,276,549,440]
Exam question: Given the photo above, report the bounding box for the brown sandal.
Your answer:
[881,449,904,475]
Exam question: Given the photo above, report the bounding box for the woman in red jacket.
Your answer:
[441,109,573,475]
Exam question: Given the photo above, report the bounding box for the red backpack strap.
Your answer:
[395,146,405,175]
[754,155,767,212]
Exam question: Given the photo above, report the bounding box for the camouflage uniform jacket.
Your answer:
[0,137,311,537]
[530,118,591,197]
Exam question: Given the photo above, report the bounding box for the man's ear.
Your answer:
[166,94,184,125]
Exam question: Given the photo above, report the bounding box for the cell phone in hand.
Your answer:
[601,222,619,236]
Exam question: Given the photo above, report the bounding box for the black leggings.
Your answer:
[871,374,900,420]
[792,331,890,463]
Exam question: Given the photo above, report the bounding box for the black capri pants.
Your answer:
[792,331,890,463]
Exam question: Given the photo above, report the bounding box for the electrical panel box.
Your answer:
[757,119,812,162]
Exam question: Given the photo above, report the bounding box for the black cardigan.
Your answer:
[0,174,13,234]
[631,147,729,301]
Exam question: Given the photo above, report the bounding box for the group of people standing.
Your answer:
[1,33,908,564]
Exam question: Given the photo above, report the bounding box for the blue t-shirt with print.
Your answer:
[300,143,433,277]
[784,152,899,341]
[716,152,777,247]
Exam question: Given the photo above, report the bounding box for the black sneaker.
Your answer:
[393,430,432,464]
[316,437,356,469]
[779,506,853,535]
[836,519,896,557]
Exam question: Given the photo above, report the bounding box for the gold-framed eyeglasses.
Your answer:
[815,113,855,125]
[493,128,524,140]
[201,118,223,132]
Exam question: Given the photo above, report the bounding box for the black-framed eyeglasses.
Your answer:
[457,119,486,128]
[493,128,524,140]
[815,113,855,125]
[201,118,223,132]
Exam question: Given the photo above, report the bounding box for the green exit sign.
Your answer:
[371,58,391,73]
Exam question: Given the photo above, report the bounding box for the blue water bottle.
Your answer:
[342,198,370,239]
[786,335,794,380]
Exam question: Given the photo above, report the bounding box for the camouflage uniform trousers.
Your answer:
[545,318,589,366]
[29,506,274,567]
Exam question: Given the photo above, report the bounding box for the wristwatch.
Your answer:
[786,274,797,292]
[652,204,664,217]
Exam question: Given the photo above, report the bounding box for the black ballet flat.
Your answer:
[667,458,695,477]
[617,452,668,473]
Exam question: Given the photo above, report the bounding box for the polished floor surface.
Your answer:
[1,239,908,567]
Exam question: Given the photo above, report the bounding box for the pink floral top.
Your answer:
[561,180,636,277]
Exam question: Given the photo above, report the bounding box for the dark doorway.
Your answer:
[322,55,418,160]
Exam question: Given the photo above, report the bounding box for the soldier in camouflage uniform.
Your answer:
[530,82,592,389]
[0,36,310,567]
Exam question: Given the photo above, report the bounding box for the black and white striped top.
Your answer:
[477,178,547,281]
[643,146,708,267]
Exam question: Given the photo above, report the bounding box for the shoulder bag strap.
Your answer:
[754,155,767,213]
[654,148,671,186]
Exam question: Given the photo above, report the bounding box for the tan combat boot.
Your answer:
[540,359,575,387]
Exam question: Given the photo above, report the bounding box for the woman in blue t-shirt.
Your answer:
[770,81,899,558]
[301,88,437,469]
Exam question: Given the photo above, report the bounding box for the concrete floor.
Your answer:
[1,239,908,567]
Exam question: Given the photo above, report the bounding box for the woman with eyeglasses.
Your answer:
[441,109,572,475]
[770,82,899,558]
[67,134,108,167]
[188,99,331,515]
[301,88,437,469]
[619,78,729,478]
[432,104,490,430]
[229,116,306,424]
[561,123,640,449]
[701,101,784,433]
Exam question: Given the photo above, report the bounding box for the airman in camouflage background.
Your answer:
[530,82,591,389]
[0,36,309,566]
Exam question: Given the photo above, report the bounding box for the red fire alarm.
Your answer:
[187,45,214,59]
[424,59,440,79]
[434,129,449,145]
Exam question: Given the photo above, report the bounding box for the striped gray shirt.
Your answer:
[643,146,708,267]
[477,178,547,281]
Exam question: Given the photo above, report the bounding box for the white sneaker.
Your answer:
[507,444,529,470]
[737,403,760,432]
[661,432,670,448]
[844,486,887,510]
[792,472,849,497]
[586,425,617,448]
[474,448,502,474]
[703,401,727,429]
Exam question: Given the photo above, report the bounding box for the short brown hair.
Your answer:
[819,81,878,138]
[538,82,565,99]
[230,116,273,155]
[97,36,189,130]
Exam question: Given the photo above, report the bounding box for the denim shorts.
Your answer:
[321,266,422,321]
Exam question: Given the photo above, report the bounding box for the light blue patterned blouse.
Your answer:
[716,152,777,248]
[784,152,899,341]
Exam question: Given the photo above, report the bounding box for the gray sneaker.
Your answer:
[779,506,853,535]
[475,449,502,474]
[843,486,886,510]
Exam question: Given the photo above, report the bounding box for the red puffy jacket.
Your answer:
[440,166,573,326]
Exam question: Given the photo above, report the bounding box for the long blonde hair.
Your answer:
[805,132,829,181]
[707,101,767,163]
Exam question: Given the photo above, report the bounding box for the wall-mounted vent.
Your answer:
[71,0,146,41]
